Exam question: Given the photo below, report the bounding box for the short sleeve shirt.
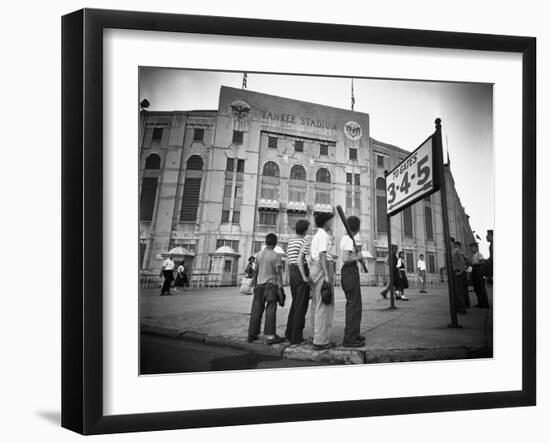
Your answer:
[287,237,306,265]
[471,251,485,265]
[310,228,330,261]
[255,247,282,285]
[339,233,362,253]
[417,259,426,271]
[162,258,175,271]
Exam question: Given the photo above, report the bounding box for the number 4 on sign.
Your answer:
[400,172,411,194]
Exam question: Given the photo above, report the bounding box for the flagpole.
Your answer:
[351,78,355,112]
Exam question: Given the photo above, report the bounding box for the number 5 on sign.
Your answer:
[385,135,439,216]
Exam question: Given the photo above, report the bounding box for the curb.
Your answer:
[141,325,491,365]
[142,325,285,358]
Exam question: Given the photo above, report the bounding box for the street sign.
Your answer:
[385,135,439,216]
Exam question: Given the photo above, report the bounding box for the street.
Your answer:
[141,333,328,374]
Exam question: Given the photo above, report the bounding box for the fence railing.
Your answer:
[140,271,446,290]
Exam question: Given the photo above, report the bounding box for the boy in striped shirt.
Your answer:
[284,219,311,345]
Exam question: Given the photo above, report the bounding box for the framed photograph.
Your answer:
[62,8,536,435]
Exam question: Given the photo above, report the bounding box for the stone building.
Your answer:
[139,86,474,286]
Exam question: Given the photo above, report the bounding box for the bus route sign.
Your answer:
[385,135,440,216]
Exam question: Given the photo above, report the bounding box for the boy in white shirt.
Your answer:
[417,254,427,293]
[160,254,175,296]
[309,212,336,351]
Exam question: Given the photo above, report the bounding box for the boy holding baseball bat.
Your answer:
[339,215,366,347]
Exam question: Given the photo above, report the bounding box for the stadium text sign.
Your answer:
[386,136,439,215]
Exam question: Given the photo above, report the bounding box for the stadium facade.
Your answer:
[139,86,475,286]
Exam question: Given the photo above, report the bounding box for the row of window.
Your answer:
[140,154,204,222]
[260,161,332,183]
[266,135,357,159]
[152,127,206,143]
[150,126,361,162]
[142,153,434,241]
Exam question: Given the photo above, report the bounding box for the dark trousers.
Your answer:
[248,283,278,338]
[341,264,362,343]
[463,275,471,308]
[472,265,490,307]
[453,272,467,313]
[285,264,310,344]
[161,270,173,294]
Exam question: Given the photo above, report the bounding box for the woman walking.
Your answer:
[395,251,409,301]
[174,261,187,292]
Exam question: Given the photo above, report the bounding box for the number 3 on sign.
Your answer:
[388,183,396,204]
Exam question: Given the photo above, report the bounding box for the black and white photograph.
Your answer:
[138,69,494,374]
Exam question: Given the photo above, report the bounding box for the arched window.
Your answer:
[314,168,331,205]
[180,155,204,222]
[186,155,203,171]
[290,164,306,181]
[289,165,307,203]
[316,168,331,183]
[262,161,280,177]
[261,161,280,200]
[140,154,161,221]
[145,153,161,169]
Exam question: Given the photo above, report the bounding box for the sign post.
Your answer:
[434,118,460,328]
[383,118,460,327]
[385,210,396,310]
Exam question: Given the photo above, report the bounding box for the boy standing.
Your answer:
[417,254,427,293]
[160,254,175,296]
[469,242,490,308]
[340,216,366,347]
[247,233,285,345]
[284,219,311,346]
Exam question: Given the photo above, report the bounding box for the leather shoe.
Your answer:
[343,341,364,348]
[267,336,285,345]
[357,335,366,341]
[313,343,335,351]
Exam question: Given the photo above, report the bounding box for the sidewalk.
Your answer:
[140,283,492,365]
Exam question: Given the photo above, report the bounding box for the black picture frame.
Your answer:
[61,8,536,435]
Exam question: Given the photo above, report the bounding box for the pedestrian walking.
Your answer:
[244,256,256,279]
[309,212,336,351]
[284,219,311,346]
[174,261,187,292]
[417,254,427,293]
[340,216,366,347]
[160,254,175,295]
[395,251,409,301]
[247,233,285,345]
[469,242,490,308]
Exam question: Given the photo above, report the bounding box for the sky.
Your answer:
[140,68,494,255]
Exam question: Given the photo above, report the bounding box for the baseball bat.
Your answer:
[336,205,368,273]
